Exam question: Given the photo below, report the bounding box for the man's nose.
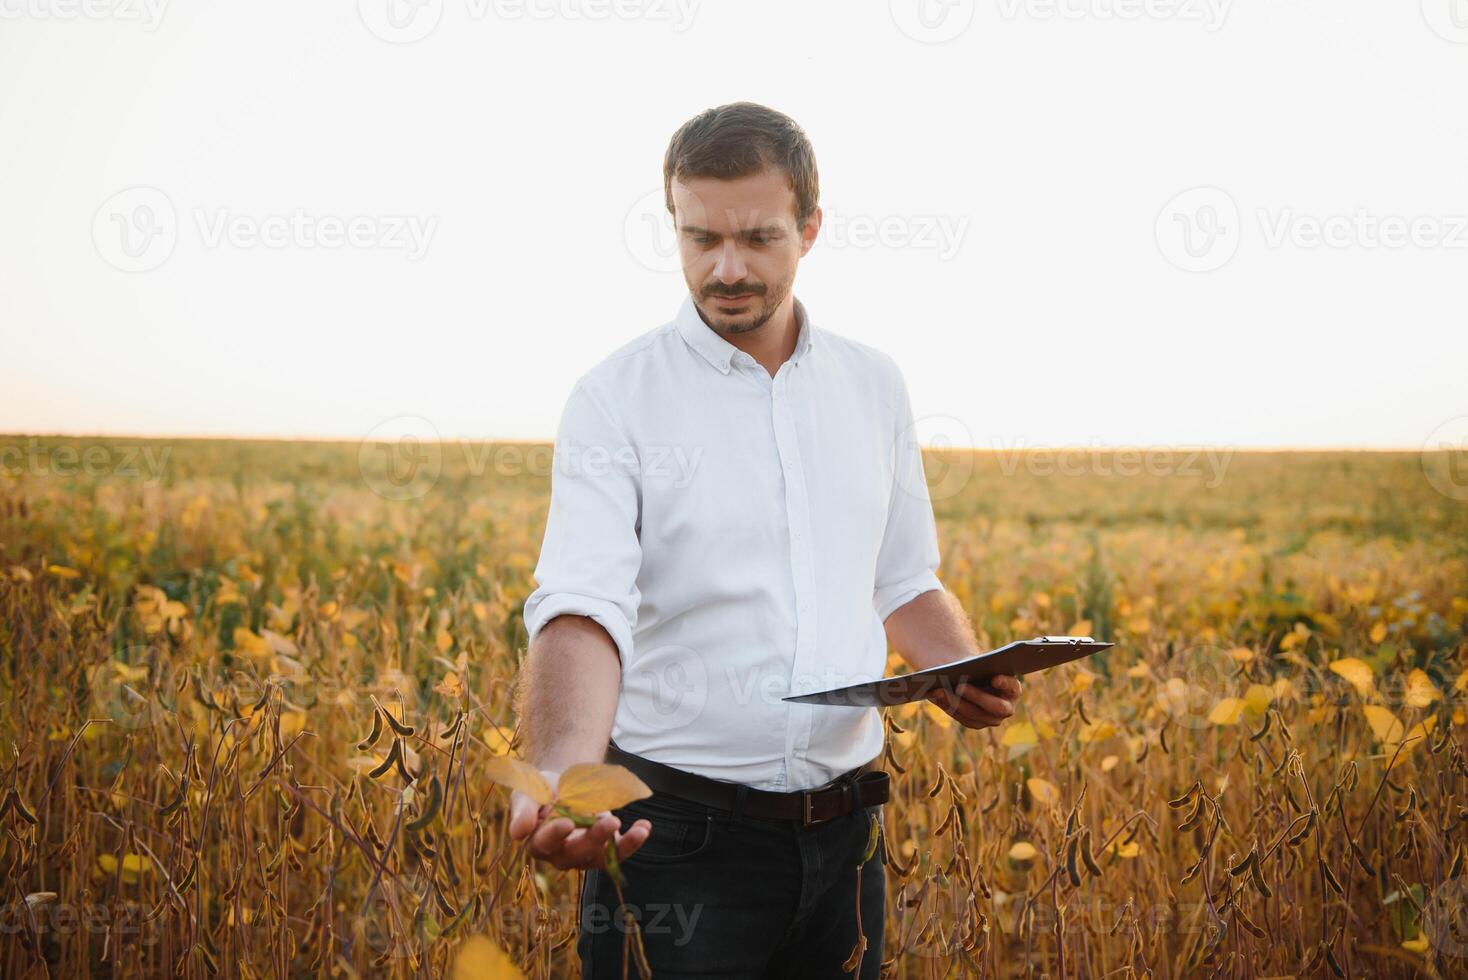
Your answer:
[712,239,747,282]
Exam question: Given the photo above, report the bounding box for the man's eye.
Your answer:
[692,234,715,246]
[749,235,768,246]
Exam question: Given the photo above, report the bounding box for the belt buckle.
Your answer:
[800,789,825,828]
[799,778,852,828]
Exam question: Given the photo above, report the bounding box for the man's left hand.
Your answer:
[926,674,1022,729]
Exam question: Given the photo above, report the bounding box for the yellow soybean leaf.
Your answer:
[1226,646,1255,664]
[482,756,553,806]
[434,671,464,699]
[1369,621,1388,644]
[1362,705,1403,746]
[1329,658,1374,697]
[452,935,524,980]
[1008,841,1039,861]
[1404,669,1440,709]
[923,701,953,729]
[436,629,454,654]
[1079,720,1116,743]
[1208,698,1246,725]
[1068,619,1092,637]
[553,763,651,815]
[1002,721,1039,748]
[1388,717,1439,771]
[96,853,152,883]
[1027,778,1060,806]
[1243,684,1274,718]
[1111,840,1141,859]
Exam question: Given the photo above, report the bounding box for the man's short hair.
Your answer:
[663,101,820,231]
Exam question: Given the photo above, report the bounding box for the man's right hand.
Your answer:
[506,770,652,872]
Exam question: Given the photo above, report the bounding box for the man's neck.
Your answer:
[711,296,798,379]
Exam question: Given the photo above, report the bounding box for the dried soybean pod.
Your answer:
[883,741,907,776]
[1080,829,1102,877]
[1249,862,1272,898]
[1235,908,1267,940]
[368,739,402,780]
[406,776,443,833]
[7,790,38,826]
[1227,847,1258,878]
[440,713,464,742]
[372,695,415,737]
[1065,835,1082,887]
[1287,809,1316,847]
[160,777,189,818]
[1320,857,1343,896]
[357,709,384,751]
[1168,781,1200,808]
[1324,944,1345,978]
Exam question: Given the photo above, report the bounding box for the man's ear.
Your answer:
[798,205,823,257]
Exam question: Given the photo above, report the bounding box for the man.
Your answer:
[509,102,1023,978]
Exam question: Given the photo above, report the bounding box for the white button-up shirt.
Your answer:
[523,294,944,791]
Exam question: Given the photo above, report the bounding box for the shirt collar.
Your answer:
[674,293,816,375]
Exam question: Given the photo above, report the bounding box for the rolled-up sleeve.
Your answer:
[522,379,642,663]
[872,360,945,622]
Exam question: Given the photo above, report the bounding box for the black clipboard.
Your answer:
[782,636,1113,707]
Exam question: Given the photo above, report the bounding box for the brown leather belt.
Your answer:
[604,740,889,827]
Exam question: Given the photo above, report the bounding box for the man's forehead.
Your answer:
[671,173,798,228]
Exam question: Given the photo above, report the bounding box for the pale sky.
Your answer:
[2,0,1466,450]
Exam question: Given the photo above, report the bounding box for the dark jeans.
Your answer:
[577,787,886,979]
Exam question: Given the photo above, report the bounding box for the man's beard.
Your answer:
[698,282,788,336]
